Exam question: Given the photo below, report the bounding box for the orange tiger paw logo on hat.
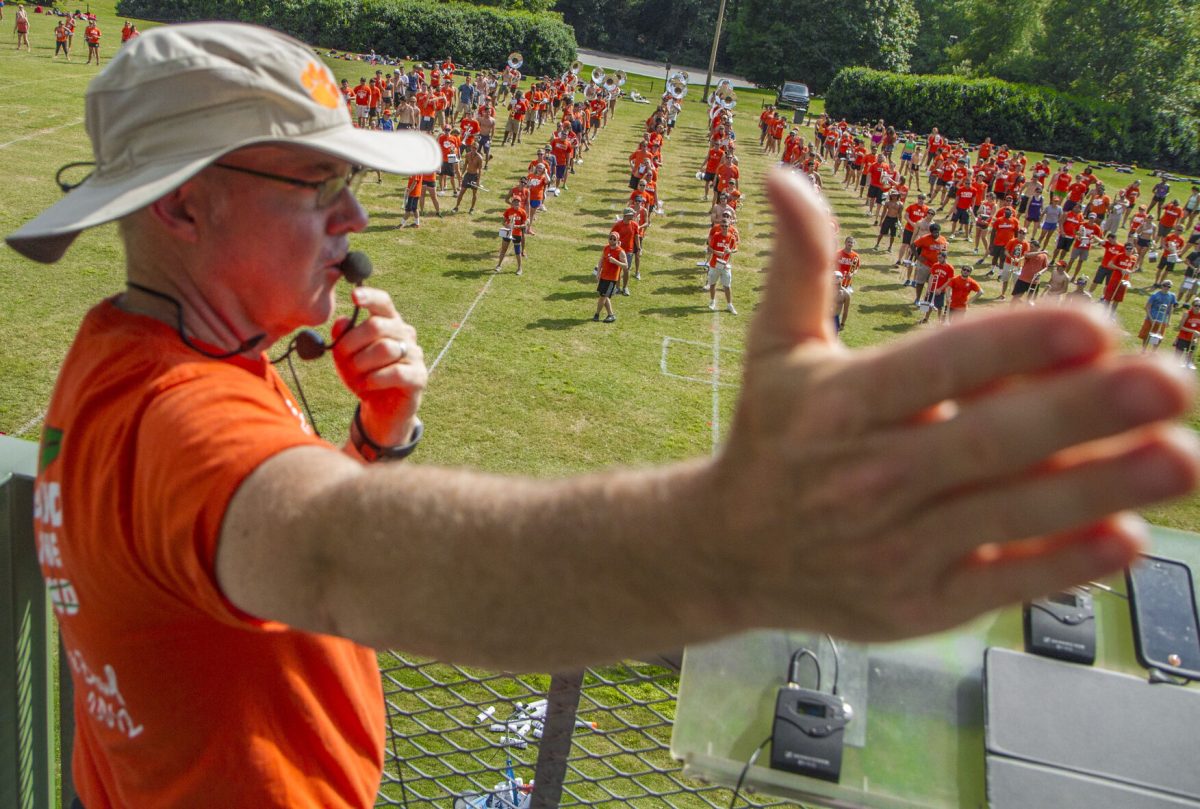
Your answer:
[302,61,341,109]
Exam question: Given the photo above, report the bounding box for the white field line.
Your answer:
[658,336,739,387]
[0,118,84,150]
[428,274,496,374]
[11,408,46,439]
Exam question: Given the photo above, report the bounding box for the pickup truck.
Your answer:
[774,81,810,114]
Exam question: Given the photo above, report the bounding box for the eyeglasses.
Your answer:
[212,162,366,208]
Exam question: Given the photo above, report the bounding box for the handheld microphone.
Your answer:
[294,251,374,360]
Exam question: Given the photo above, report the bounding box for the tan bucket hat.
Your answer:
[6,22,441,263]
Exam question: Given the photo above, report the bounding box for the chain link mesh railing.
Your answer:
[375,652,798,808]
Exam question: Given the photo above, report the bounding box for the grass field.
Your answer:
[2,3,1196,530]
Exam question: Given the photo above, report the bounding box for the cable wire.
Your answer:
[728,735,772,809]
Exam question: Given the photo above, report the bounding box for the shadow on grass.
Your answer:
[640,305,706,318]
[544,290,596,301]
[858,283,902,292]
[442,268,496,280]
[859,302,918,314]
[445,252,488,262]
[653,284,708,296]
[875,321,918,333]
[560,274,597,283]
[526,317,589,331]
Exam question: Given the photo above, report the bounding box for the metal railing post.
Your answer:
[529,670,584,809]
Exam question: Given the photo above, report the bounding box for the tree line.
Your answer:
[554,0,1199,122]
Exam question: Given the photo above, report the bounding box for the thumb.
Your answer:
[747,169,837,360]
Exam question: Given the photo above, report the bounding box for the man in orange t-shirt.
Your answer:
[610,207,641,293]
[946,266,983,320]
[495,195,528,274]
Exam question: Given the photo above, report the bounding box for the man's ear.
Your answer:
[145,179,206,244]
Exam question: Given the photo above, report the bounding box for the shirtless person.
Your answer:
[874,191,904,253]
[452,143,484,214]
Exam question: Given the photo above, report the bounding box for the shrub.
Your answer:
[116,0,577,76]
[824,68,1200,174]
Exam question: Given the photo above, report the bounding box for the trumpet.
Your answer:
[591,66,606,85]
[507,52,523,70]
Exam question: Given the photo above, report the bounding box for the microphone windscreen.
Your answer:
[339,251,373,285]
[294,329,326,360]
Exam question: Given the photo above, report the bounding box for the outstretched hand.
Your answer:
[716,170,1198,642]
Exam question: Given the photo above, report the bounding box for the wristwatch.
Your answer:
[350,405,423,462]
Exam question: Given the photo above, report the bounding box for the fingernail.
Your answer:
[352,288,367,305]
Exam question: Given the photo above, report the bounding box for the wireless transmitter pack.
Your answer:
[1023,588,1096,665]
[769,644,853,783]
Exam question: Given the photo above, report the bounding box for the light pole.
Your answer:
[700,0,729,104]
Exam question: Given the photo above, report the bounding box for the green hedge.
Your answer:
[115,0,577,76]
[824,68,1200,174]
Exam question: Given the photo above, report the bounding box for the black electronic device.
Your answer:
[769,685,853,782]
[1024,587,1096,664]
[294,251,374,360]
[1126,555,1200,681]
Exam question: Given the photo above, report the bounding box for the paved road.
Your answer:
[576,48,753,92]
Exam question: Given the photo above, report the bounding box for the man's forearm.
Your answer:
[223,450,740,671]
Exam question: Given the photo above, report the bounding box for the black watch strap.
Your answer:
[351,405,423,462]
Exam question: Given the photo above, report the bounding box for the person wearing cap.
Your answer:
[1141,281,1178,350]
[945,264,984,320]
[921,247,954,324]
[9,23,1200,809]
[1091,233,1127,296]
[911,222,948,303]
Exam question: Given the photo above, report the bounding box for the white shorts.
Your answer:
[356,104,371,118]
[999,263,1017,282]
[707,263,732,288]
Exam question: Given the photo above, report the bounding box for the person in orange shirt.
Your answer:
[998,228,1031,300]
[367,78,382,128]
[400,172,423,228]
[705,217,739,313]
[834,236,860,291]
[1065,213,1104,280]
[699,140,724,200]
[83,19,100,64]
[53,18,69,60]
[1052,206,1083,265]
[1159,200,1184,240]
[1010,240,1049,303]
[435,126,460,195]
[1174,299,1200,358]
[945,265,984,320]
[610,208,641,294]
[921,247,955,324]
[494,195,528,275]
[352,77,371,128]
[593,232,626,322]
[525,162,549,235]
[987,210,1019,275]
[1154,225,1186,288]
[911,222,948,303]
[715,152,739,197]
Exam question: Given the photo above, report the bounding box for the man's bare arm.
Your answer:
[218,172,1199,673]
